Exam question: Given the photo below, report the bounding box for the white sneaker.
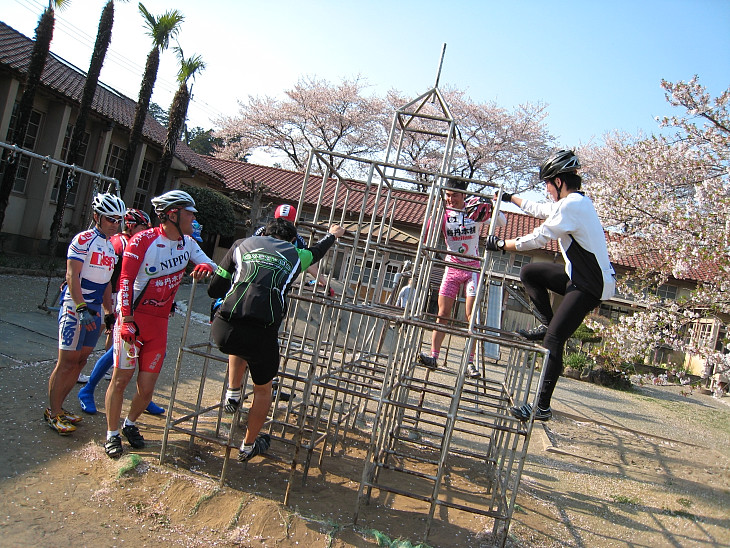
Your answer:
[104,371,113,381]
[466,362,480,378]
[77,374,90,384]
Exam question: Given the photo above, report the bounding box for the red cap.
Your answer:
[275,204,297,222]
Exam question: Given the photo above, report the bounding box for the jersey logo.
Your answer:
[77,231,94,245]
[145,265,159,275]
[90,251,115,269]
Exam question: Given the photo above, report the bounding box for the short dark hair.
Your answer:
[264,217,297,242]
[444,177,467,191]
[551,171,582,191]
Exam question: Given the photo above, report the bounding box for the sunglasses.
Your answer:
[104,216,122,224]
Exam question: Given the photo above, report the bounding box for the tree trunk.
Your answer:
[48,0,114,258]
[119,48,160,193]
[0,8,55,233]
[154,84,189,197]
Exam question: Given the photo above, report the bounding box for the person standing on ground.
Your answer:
[485,150,616,421]
[418,178,506,378]
[45,193,126,434]
[253,203,334,295]
[103,190,215,458]
[77,208,165,415]
[208,218,345,462]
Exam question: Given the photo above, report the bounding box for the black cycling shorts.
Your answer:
[210,317,280,385]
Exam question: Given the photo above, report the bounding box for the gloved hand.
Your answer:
[119,320,139,344]
[501,192,513,204]
[485,235,505,253]
[104,312,116,331]
[76,304,98,331]
[191,263,214,279]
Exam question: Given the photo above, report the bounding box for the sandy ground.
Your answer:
[1,272,729,547]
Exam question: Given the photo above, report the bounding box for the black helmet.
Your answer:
[539,150,580,180]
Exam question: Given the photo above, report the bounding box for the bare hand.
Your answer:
[329,225,346,238]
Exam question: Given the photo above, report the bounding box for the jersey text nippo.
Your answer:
[119,227,211,318]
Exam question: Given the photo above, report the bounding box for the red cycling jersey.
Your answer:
[119,227,213,318]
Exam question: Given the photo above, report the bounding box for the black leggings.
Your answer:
[520,263,601,409]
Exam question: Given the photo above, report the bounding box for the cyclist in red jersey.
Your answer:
[77,208,164,415]
[103,190,215,458]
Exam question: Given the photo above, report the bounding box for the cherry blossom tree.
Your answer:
[581,76,729,377]
[214,76,387,174]
[214,78,553,185]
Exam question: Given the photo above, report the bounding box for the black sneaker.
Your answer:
[238,433,271,462]
[224,397,241,414]
[122,424,146,448]
[272,388,292,402]
[418,352,438,369]
[510,403,552,422]
[516,324,548,341]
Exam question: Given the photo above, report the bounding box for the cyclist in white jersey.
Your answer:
[45,193,126,435]
[485,150,616,422]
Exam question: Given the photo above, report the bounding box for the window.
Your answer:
[654,284,678,301]
[2,107,43,194]
[350,253,410,289]
[51,125,89,206]
[490,253,509,273]
[132,159,154,210]
[510,254,531,276]
[691,322,714,347]
[103,144,126,182]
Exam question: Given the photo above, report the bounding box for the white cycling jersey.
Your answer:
[61,227,116,310]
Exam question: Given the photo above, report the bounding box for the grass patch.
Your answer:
[117,453,142,478]
[189,488,220,516]
[364,529,432,548]
[227,494,252,530]
[612,494,641,505]
[661,507,696,520]
[677,497,692,508]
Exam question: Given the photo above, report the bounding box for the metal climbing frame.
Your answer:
[157,87,548,547]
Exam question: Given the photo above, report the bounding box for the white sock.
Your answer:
[226,388,242,401]
[124,417,135,427]
[240,442,254,454]
[107,430,119,440]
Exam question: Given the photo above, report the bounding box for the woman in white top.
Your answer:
[486,150,615,421]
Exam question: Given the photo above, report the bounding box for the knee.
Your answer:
[519,263,540,284]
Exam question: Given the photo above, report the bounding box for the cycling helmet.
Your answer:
[274,203,297,222]
[92,193,126,217]
[151,190,197,214]
[191,220,203,242]
[464,195,492,222]
[124,208,151,228]
[539,150,581,180]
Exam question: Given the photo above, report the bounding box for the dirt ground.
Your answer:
[1,273,729,547]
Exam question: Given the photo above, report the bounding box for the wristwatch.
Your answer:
[496,239,505,251]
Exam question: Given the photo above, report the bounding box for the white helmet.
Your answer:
[151,190,197,215]
[92,193,126,217]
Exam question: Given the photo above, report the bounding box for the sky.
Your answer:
[4,0,730,166]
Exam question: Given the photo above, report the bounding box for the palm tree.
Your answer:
[119,2,183,193]
[0,0,69,234]
[48,0,115,258]
[154,48,205,196]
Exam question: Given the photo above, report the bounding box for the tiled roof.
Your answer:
[0,21,222,182]
[205,156,719,283]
